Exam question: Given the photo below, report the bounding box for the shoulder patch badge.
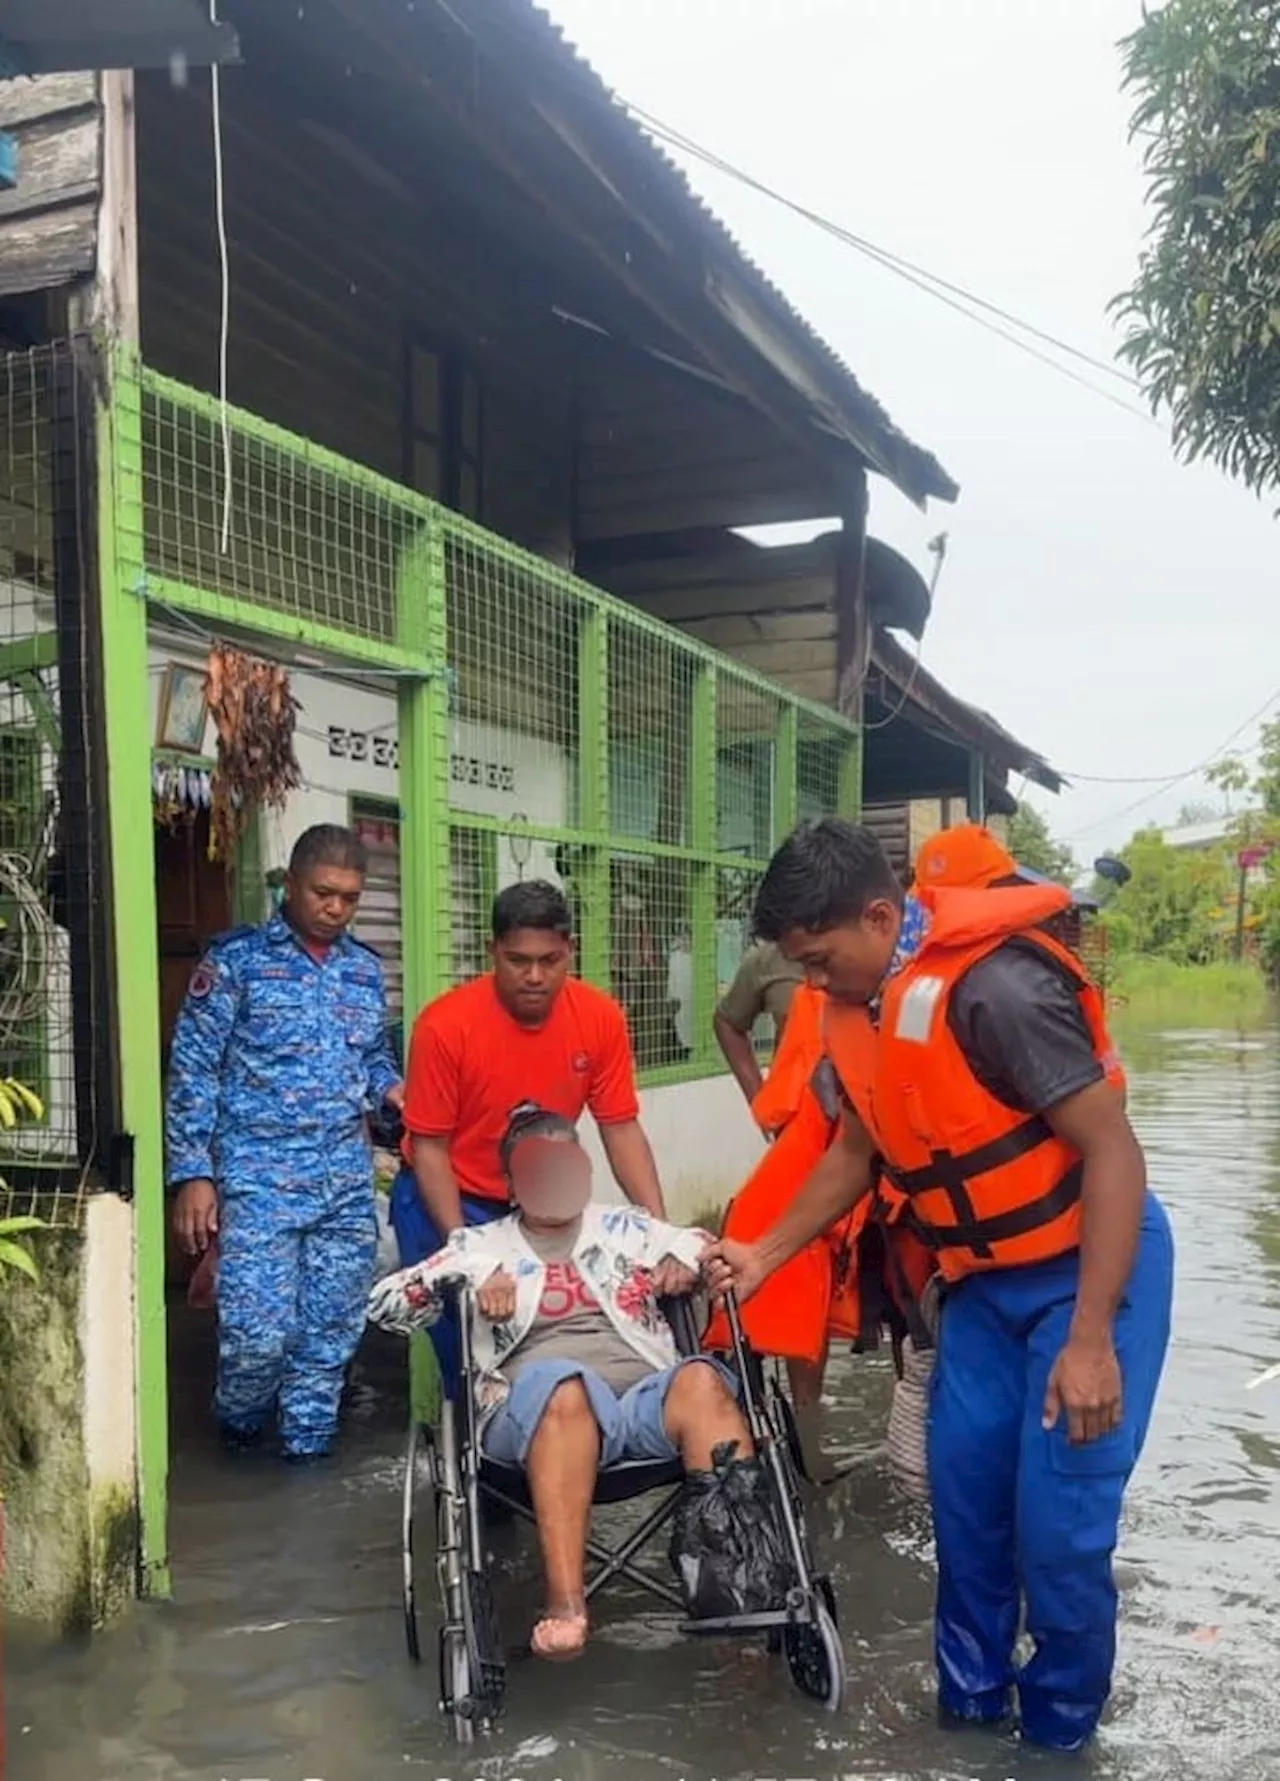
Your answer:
[188,962,217,1000]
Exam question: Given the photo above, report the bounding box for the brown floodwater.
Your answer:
[9,1025,1280,1781]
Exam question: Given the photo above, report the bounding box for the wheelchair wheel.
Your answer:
[439,1568,505,1739]
[402,1420,429,1663]
[784,1595,846,1713]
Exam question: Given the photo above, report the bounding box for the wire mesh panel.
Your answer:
[138,375,430,649]
[717,670,778,859]
[608,620,695,846]
[445,526,583,835]
[715,862,777,1054]
[797,712,847,825]
[119,363,867,1094]
[0,344,106,1225]
[612,854,693,1071]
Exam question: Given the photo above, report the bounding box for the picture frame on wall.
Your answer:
[156,663,209,754]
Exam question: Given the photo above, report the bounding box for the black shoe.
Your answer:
[219,1422,265,1453]
[281,1446,332,1467]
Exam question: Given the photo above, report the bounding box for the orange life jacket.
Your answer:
[703,1076,849,1364]
[750,981,825,1136]
[825,883,1125,1285]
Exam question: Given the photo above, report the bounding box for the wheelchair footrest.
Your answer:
[680,1604,816,1636]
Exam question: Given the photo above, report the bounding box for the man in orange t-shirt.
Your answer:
[390,879,666,1388]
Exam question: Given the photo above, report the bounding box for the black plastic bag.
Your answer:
[670,1440,793,1618]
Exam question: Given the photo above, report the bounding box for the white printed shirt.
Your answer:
[366,1202,711,1415]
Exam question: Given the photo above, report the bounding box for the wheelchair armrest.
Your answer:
[659,1291,703,1359]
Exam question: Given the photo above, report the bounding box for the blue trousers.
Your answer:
[389,1164,508,1397]
[928,1192,1174,1752]
[216,1138,378,1455]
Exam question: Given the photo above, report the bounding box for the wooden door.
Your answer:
[155,809,232,1068]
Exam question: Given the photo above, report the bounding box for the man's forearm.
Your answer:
[600,1120,665,1216]
[412,1137,465,1235]
[714,1015,763,1106]
[1070,1130,1146,1345]
[755,1139,872,1278]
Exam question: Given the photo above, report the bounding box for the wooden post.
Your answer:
[834,473,870,727]
[967,751,987,824]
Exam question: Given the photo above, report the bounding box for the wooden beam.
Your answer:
[834,477,870,724]
[0,73,96,128]
[0,200,97,294]
[0,109,99,221]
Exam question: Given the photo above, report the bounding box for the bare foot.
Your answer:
[530,1606,589,1661]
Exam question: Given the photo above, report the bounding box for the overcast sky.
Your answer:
[544,0,1277,857]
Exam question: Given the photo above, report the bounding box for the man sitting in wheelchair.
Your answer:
[368,1101,776,1661]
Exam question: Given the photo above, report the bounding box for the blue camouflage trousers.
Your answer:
[216,1135,378,1455]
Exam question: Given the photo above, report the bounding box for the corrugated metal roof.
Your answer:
[873,629,1062,793]
[478,0,958,509]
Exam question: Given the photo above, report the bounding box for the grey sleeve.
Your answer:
[947,943,1104,1115]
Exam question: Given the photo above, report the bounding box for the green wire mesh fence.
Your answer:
[125,362,860,1084]
[0,342,112,1226]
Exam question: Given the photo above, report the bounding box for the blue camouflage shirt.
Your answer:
[165,911,401,1186]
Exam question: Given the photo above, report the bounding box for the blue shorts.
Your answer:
[481,1356,739,1469]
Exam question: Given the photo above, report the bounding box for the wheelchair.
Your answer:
[400,1280,847,1741]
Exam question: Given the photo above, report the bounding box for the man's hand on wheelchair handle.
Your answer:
[700,1236,768,1303]
[477,1268,517,1322]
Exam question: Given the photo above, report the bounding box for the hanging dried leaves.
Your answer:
[205,646,302,860]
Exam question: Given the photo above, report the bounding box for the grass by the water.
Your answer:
[1107,957,1273,1030]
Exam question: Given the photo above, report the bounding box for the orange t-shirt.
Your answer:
[400,975,641,1201]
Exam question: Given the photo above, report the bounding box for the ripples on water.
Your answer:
[9,1030,1280,1781]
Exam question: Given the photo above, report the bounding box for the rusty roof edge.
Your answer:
[482,0,959,509]
[872,629,1064,794]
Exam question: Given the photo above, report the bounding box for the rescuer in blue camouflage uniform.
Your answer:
[166,824,404,1462]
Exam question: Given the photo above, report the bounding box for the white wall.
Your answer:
[146,642,570,887]
[80,1191,137,1612]
[579,1074,764,1224]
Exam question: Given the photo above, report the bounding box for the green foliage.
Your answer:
[1097,721,1280,979]
[1006,802,1075,883]
[0,1214,46,1282]
[1097,827,1236,962]
[1114,1,1280,494]
[1108,956,1270,1028]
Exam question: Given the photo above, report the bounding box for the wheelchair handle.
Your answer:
[432,1272,473,1307]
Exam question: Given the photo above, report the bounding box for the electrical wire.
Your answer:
[210,0,233,554]
[620,103,1156,424]
[1060,688,1280,841]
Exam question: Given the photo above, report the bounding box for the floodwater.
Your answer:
[10,1026,1280,1781]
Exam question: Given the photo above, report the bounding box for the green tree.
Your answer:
[1231,717,1280,976]
[1006,802,1075,884]
[1114,1,1280,495]
[1205,754,1252,811]
[1099,828,1235,963]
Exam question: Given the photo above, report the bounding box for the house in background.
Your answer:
[0,0,1055,1627]
[600,528,1060,875]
